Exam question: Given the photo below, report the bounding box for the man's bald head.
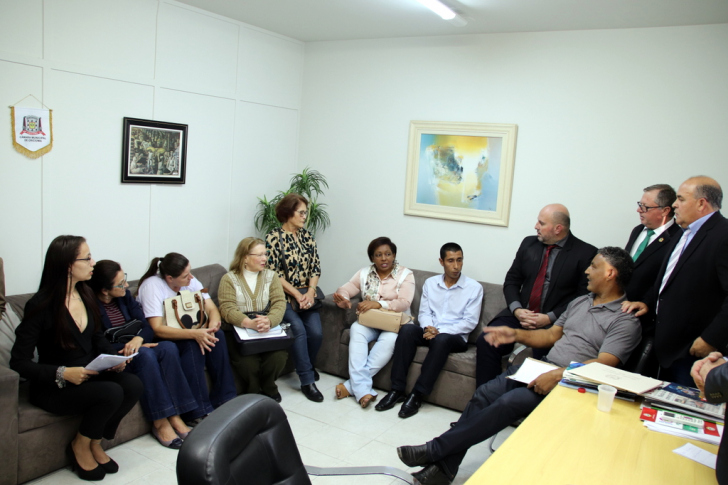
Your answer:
[674,176,723,228]
[535,204,571,244]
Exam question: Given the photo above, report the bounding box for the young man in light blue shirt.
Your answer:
[376,242,483,418]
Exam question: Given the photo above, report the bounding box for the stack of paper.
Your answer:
[640,406,722,445]
[234,325,287,341]
[568,362,663,394]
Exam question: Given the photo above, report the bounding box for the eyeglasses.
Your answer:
[112,273,128,289]
[248,252,267,258]
[296,210,308,217]
[636,202,664,213]
[74,255,93,264]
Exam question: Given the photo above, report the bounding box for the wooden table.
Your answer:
[465,385,719,484]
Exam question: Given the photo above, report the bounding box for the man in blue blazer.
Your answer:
[625,176,728,386]
[475,204,597,387]
[625,184,680,302]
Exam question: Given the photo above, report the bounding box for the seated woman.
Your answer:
[332,237,415,408]
[136,253,236,425]
[218,237,288,403]
[10,236,143,481]
[88,260,196,449]
[266,193,324,402]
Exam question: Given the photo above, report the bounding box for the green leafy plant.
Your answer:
[254,168,331,237]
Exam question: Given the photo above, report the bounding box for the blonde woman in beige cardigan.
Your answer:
[218,237,288,402]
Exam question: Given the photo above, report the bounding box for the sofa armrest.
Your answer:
[317,294,359,376]
[0,365,19,485]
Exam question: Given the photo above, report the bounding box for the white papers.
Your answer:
[568,362,663,394]
[507,357,560,384]
[673,443,717,469]
[233,325,286,340]
[85,353,137,372]
[644,421,723,446]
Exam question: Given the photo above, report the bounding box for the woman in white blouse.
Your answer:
[332,237,415,408]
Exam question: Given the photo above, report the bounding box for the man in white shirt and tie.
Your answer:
[624,176,728,386]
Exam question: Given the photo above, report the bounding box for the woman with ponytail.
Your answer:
[136,253,236,426]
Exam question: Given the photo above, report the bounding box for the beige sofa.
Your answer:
[0,264,229,485]
[316,268,507,412]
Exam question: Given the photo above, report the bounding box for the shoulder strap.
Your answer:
[396,268,412,294]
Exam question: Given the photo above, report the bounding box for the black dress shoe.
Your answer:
[97,457,119,474]
[301,383,324,402]
[397,444,430,467]
[412,464,452,485]
[398,392,423,418]
[375,390,406,411]
[66,443,106,481]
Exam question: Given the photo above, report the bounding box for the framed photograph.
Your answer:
[121,117,188,184]
[404,121,518,227]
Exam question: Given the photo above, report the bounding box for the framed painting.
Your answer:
[404,121,518,226]
[121,117,188,184]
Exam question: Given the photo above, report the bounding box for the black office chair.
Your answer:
[177,395,413,485]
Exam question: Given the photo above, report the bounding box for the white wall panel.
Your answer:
[148,89,235,269]
[44,0,157,78]
[0,0,42,59]
[238,28,303,109]
[228,101,299,261]
[0,61,43,294]
[301,25,728,292]
[43,70,154,281]
[157,3,238,97]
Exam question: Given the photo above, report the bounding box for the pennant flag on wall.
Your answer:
[10,105,53,158]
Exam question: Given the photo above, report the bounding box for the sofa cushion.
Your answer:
[0,305,22,368]
[17,383,78,433]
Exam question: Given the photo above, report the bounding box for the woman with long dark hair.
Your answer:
[266,193,324,402]
[89,260,195,449]
[10,236,143,481]
[136,252,236,425]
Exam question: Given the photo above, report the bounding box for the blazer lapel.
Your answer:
[634,224,674,267]
[625,225,644,253]
[663,213,720,291]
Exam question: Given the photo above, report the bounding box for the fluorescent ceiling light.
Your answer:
[415,0,467,26]
[416,0,456,20]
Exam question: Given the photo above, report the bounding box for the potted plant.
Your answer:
[254,167,331,237]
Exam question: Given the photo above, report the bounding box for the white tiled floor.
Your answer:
[27,372,514,484]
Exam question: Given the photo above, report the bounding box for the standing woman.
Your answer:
[89,260,195,449]
[10,236,143,481]
[218,237,288,402]
[136,253,236,425]
[266,193,324,402]
[332,237,415,408]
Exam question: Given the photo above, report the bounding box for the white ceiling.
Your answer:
[175,0,728,42]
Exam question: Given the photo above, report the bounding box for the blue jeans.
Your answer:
[125,342,198,421]
[285,303,322,386]
[343,322,397,401]
[176,329,237,420]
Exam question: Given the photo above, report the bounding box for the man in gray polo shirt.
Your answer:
[397,247,642,485]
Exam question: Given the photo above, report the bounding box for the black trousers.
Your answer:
[30,371,143,440]
[427,365,544,479]
[390,325,468,395]
[475,315,549,387]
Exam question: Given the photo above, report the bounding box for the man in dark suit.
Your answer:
[475,204,597,387]
[691,352,728,484]
[625,176,728,386]
[625,184,680,302]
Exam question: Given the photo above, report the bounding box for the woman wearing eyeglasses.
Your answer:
[136,253,237,427]
[10,236,143,481]
[88,260,195,449]
[218,237,288,402]
[266,193,324,402]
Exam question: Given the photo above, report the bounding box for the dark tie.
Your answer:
[632,229,655,261]
[528,245,555,313]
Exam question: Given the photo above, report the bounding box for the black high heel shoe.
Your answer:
[66,443,106,481]
[97,457,119,474]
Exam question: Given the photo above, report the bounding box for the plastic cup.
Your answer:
[597,385,618,412]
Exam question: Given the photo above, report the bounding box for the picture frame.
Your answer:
[121,117,188,184]
[404,120,518,227]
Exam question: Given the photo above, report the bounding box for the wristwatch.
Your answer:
[55,366,66,389]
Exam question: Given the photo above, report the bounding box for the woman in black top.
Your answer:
[10,236,143,481]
